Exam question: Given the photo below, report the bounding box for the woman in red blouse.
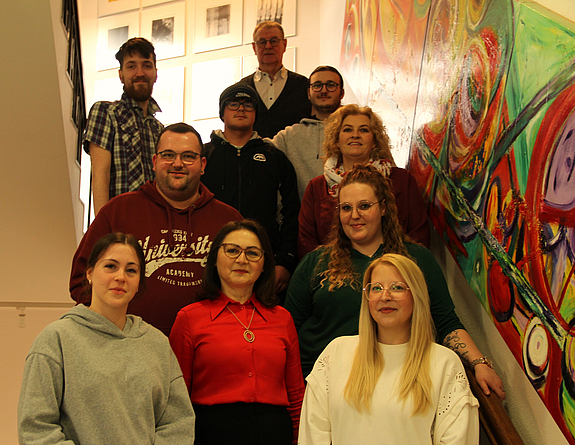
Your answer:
[170,219,305,445]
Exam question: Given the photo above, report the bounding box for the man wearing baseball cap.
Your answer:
[203,83,300,295]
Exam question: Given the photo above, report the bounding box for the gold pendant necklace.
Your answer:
[226,305,256,343]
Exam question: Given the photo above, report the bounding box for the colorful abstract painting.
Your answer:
[340,0,575,442]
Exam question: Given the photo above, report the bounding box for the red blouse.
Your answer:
[169,292,305,437]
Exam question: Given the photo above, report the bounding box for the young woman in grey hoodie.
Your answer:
[18,233,195,444]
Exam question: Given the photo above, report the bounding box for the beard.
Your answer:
[123,78,154,103]
[312,99,340,115]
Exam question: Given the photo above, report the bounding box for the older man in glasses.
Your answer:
[70,123,242,336]
[269,66,346,201]
[238,21,311,138]
[203,84,300,297]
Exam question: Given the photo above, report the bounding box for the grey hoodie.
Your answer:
[268,118,325,201]
[18,305,194,444]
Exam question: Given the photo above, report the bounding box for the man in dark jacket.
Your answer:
[238,21,311,138]
[203,84,300,293]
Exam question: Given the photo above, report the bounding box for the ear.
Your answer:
[118,68,124,84]
[340,88,345,100]
[251,42,257,55]
[307,88,311,101]
[86,268,94,284]
[152,154,158,172]
[200,156,207,175]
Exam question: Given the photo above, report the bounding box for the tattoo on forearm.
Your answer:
[443,330,470,365]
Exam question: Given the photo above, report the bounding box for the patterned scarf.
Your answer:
[324,157,393,196]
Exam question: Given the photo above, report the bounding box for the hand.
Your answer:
[275,265,291,294]
[474,364,505,400]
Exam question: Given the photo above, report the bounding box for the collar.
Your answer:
[351,243,386,260]
[121,92,162,114]
[254,65,287,82]
[213,129,260,145]
[209,291,268,322]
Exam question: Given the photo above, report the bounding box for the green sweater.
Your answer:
[285,243,464,377]
[18,305,195,444]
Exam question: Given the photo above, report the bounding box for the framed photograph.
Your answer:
[243,0,296,44]
[190,57,243,119]
[141,1,186,60]
[242,46,295,76]
[153,66,185,125]
[96,11,139,71]
[194,0,243,53]
[98,0,139,18]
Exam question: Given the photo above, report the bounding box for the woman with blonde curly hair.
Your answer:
[297,104,429,258]
[298,254,479,444]
[286,165,505,399]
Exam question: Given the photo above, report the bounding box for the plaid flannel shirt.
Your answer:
[83,93,163,198]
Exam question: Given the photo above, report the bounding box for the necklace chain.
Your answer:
[226,305,256,343]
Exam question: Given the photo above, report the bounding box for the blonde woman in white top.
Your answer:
[299,254,479,445]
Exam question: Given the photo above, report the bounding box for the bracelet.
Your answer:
[470,356,494,369]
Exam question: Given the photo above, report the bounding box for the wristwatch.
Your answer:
[470,356,494,369]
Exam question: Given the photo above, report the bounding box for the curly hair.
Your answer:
[323,104,395,166]
[198,219,278,307]
[319,165,409,291]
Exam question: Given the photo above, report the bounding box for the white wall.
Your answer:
[0,1,80,443]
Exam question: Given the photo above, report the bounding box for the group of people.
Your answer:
[17,20,505,445]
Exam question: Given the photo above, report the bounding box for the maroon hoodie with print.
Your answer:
[70,181,242,336]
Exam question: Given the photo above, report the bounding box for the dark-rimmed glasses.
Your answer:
[363,282,411,301]
[337,200,380,216]
[310,81,340,92]
[226,100,256,112]
[254,37,283,48]
[157,150,201,164]
[220,243,264,262]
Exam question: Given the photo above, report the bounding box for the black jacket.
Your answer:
[203,132,300,272]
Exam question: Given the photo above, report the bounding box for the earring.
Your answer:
[88,279,92,285]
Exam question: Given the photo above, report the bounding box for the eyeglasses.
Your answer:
[220,243,264,262]
[310,81,340,92]
[226,100,256,112]
[157,150,201,164]
[254,37,283,48]
[337,200,380,216]
[363,282,411,301]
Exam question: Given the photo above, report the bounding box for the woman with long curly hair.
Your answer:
[298,254,479,444]
[297,104,429,258]
[286,165,505,399]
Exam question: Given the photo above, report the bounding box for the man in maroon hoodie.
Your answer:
[70,123,243,335]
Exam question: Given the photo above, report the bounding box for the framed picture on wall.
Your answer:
[190,57,243,119]
[243,0,296,44]
[98,0,139,18]
[96,11,140,71]
[194,0,244,53]
[141,1,186,60]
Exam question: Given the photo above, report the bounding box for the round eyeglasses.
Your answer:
[220,243,264,262]
[254,37,283,48]
[226,100,256,112]
[310,81,340,92]
[157,150,201,164]
[337,200,380,216]
[363,282,411,301]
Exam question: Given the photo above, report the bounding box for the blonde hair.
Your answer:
[323,104,395,165]
[343,254,435,415]
[319,165,409,291]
